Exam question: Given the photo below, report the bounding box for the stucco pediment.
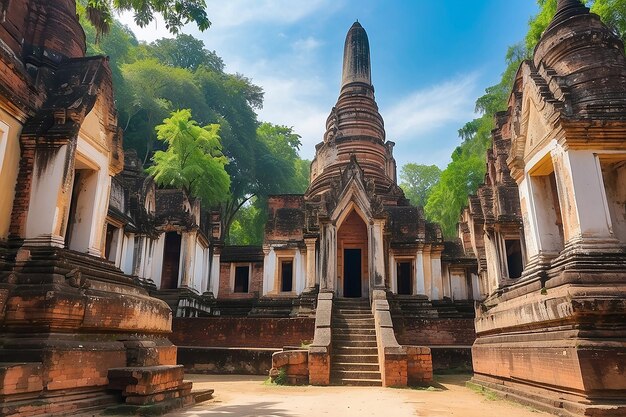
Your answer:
[323,155,384,226]
[508,61,564,178]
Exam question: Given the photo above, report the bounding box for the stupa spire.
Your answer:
[546,0,589,31]
[341,21,372,87]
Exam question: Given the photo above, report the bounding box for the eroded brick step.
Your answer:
[333,334,376,340]
[336,310,372,316]
[333,328,376,334]
[333,340,377,347]
[332,362,380,372]
[332,354,378,364]
[333,319,374,329]
[331,370,382,380]
[331,378,382,386]
[0,391,118,417]
[336,316,371,320]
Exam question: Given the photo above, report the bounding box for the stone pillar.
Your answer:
[209,245,222,296]
[295,248,306,294]
[422,245,432,299]
[369,219,385,289]
[23,144,73,248]
[319,223,336,292]
[521,169,563,264]
[430,248,443,300]
[179,231,196,288]
[388,252,396,294]
[89,169,111,257]
[304,237,317,290]
[552,147,615,245]
[262,245,277,295]
[415,248,425,295]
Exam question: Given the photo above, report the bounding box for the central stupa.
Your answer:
[307,21,399,202]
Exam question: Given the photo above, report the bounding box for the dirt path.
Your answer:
[169,374,552,417]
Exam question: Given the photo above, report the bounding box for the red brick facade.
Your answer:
[171,317,315,349]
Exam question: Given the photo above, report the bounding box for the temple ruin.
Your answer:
[460,1,626,415]
[0,0,624,415]
[0,1,211,415]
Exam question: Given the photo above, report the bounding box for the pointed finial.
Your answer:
[342,21,371,87]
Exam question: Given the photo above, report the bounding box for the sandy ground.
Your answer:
[164,374,552,417]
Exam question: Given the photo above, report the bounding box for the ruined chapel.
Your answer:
[0,0,624,416]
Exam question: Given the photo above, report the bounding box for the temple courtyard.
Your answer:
[159,374,551,417]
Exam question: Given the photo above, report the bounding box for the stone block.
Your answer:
[0,363,43,396]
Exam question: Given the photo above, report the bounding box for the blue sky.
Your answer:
[119,1,539,169]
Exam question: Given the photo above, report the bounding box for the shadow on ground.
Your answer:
[179,401,294,417]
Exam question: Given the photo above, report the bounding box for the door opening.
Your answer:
[161,232,182,289]
[343,248,362,298]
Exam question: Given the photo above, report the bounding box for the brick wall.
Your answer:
[177,347,276,376]
[171,317,315,349]
[406,346,433,384]
[394,318,476,346]
[218,262,264,299]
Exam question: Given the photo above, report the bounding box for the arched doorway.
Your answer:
[337,209,368,298]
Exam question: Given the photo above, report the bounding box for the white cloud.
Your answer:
[384,73,479,142]
[255,76,332,160]
[206,0,338,28]
[291,37,323,52]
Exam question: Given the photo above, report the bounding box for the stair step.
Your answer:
[333,328,376,334]
[332,354,379,363]
[333,362,380,372]
[331,370,381,380]
[334,348,378,356]
[332,319,374,329]
[333,340,377,347]
[331,378,382,386]
[334,334,377,340]
[336,311,372,316]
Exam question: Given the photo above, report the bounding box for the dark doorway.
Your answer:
[65,170,83,248]
[281,260,293,292]
[397,262,412,295]
[161,232,182,289]
[505,239,523,279]
[343,248,362,298]
[234,265,249,293]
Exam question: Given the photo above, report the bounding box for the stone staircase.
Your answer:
[331,298,381,386]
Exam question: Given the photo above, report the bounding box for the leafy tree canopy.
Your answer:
[226,123,310,245]
[423,0,626,238]
[81,0,210,40]
[147,109,230,205]
[399,164,441,208]
[148,34,224,72]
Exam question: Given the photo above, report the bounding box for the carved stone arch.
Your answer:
[331,177,373,228]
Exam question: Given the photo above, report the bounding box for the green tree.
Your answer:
[425,0,626,238]
[147,109,230,205]
[223,123,310,244]
[399,164,442,207]
[81,0,210,40]
[425,149,485,238]
[121,59,209,162]
[148,34,224,72]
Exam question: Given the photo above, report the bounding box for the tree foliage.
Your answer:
[399,164,441,208]
[79,13,311,242]
[80,0,210,40]
[147,110,230,205]
[148,34,224,72]
[226,123,310,245]
[423,0,626,239]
